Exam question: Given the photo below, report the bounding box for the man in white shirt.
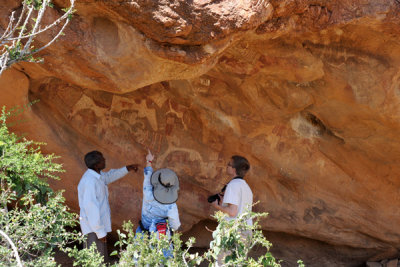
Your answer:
[78,151,139,262]
[211,155,253,224]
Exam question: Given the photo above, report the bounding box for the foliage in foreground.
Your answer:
[0,107,103,266]
[111,208,305,267]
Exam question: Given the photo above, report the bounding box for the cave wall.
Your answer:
[1,0,400,265]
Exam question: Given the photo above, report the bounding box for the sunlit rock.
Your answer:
[1,0,400,265]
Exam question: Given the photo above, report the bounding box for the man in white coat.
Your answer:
[78,150,139,262]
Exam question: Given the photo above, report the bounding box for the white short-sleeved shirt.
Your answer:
[223,178,253,225]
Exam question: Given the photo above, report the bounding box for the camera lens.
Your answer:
[207,194,220,203]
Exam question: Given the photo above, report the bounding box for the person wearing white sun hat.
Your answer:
[136,149,181,238]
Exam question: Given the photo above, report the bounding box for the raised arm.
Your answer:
[143,149,154,197]
[102,164,139,185]
[146,149,154,168]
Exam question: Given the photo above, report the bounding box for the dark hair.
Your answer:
[231,155,250,177]
[84,151,103,169]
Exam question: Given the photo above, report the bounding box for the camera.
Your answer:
[207,194,221,203]
[208,184,226,204]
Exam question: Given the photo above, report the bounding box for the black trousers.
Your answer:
[85,232,108,263]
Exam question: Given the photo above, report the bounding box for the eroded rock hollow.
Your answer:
[1,0,400,265]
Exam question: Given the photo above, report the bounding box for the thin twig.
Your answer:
[17,5,34,41]
[0,230,23,267]
[23,0,50,55]
[0,12,15,43]
[32,15,70,54]
[7,0,75,41]
[9,2,28,41]
[0,0,74,76]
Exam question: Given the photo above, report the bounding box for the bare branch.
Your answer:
[0,0,75,76]
[7,0,75,41]
[32,16,70,54]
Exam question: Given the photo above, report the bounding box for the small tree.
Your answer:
[204,208,282,267]
[0,106,104,266]
[0,0,75,75]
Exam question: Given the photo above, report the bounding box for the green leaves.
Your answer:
[0,190,82,266]
[111,207,304,266]
[62,7,76,20]
[298,259,305,267]
[0,106,63,203]
[0,106,83,266]
[112,221,199,267]
[65,245,105,267]
[23,0,52,10]
[203,207,283,266]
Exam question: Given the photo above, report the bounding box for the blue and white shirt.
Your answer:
[78,167,129,238]
[140,166,181,231]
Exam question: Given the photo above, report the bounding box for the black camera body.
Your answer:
[207,194,221,203]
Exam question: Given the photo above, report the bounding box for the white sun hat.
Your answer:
[150,168,179,204]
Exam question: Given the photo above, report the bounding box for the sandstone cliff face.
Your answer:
[1,0,400,265]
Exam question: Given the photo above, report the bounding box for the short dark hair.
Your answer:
[84,151,103,169]
[231,155,250,177]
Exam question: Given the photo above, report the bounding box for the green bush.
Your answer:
[0,106,102,266]
[112,221,202,267]
[64,244,106,267]
[112,207,304,267]
[205,209,280,266]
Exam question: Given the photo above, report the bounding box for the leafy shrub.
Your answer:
[0,106,62,203]
[112,221,202,267]
[64,244,106,267]
[112,207,303,267]
[0,106,102,266]
[204,209,280,266]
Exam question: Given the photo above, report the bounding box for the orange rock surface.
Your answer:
[1,0,400,265]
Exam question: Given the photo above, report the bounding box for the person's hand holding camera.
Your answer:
[208,184,225,207]
[207,193,220,204]
[208,192,224,210]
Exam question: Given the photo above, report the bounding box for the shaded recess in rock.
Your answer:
[301,111,344,143]
[263,230,397,267]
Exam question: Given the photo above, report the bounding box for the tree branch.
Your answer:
[0,230,23,267]
[0,0,75,76]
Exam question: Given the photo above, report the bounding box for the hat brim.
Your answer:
[151,169,179,204]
